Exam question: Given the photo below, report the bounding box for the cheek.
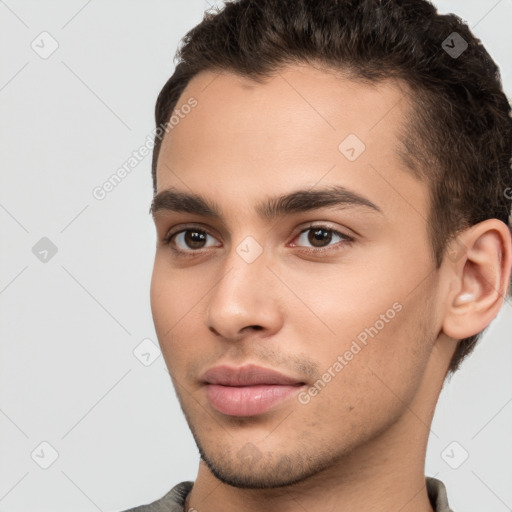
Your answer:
[335,296,433,418]
[276,252,405,354]
[293,306,433,448]
[289,259,435,412]
[150,260,200,369]
[149,263,172,338]
[296,244,429,348]
[150,257,201,331]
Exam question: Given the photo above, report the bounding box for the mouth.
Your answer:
[204,383,305,416]
[201,364,306,417]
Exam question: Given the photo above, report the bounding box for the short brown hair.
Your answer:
[151,0,512,374]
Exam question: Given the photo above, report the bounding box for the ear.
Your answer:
[441,219,512,340]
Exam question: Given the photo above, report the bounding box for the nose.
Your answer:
[205,248,284,342]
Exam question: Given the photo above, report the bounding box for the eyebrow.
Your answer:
[149,185,383,221]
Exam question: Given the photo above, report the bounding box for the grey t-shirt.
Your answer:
[123,476,454,511]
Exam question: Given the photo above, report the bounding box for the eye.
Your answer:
[162,226,221,255]
[161,223,354,258]
[290,224,354,253]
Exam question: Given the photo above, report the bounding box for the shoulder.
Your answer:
[122,477,453,511]
[426,476,455,512]
[121,481,194,512]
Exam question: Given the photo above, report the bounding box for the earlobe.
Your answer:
[441,219,512,341]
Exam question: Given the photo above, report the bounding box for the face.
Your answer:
[150,63,444,488]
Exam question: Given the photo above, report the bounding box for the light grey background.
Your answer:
[0,1,511,511]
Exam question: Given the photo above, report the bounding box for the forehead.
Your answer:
[155,63,428,225]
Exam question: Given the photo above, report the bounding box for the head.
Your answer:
[149,0,512,490]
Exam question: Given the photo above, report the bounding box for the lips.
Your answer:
[201,364,306,417]
[201,364,304,387]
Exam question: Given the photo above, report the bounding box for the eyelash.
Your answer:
[161,223,354,258]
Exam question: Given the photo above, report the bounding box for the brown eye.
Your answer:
[164,228,221,253]
[182,230,208,249]
[294,225,353,251]
[307,227,334,247]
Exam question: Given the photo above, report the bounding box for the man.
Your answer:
[125,0,512,510]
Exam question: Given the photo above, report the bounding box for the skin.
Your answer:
[149,63,512,512]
